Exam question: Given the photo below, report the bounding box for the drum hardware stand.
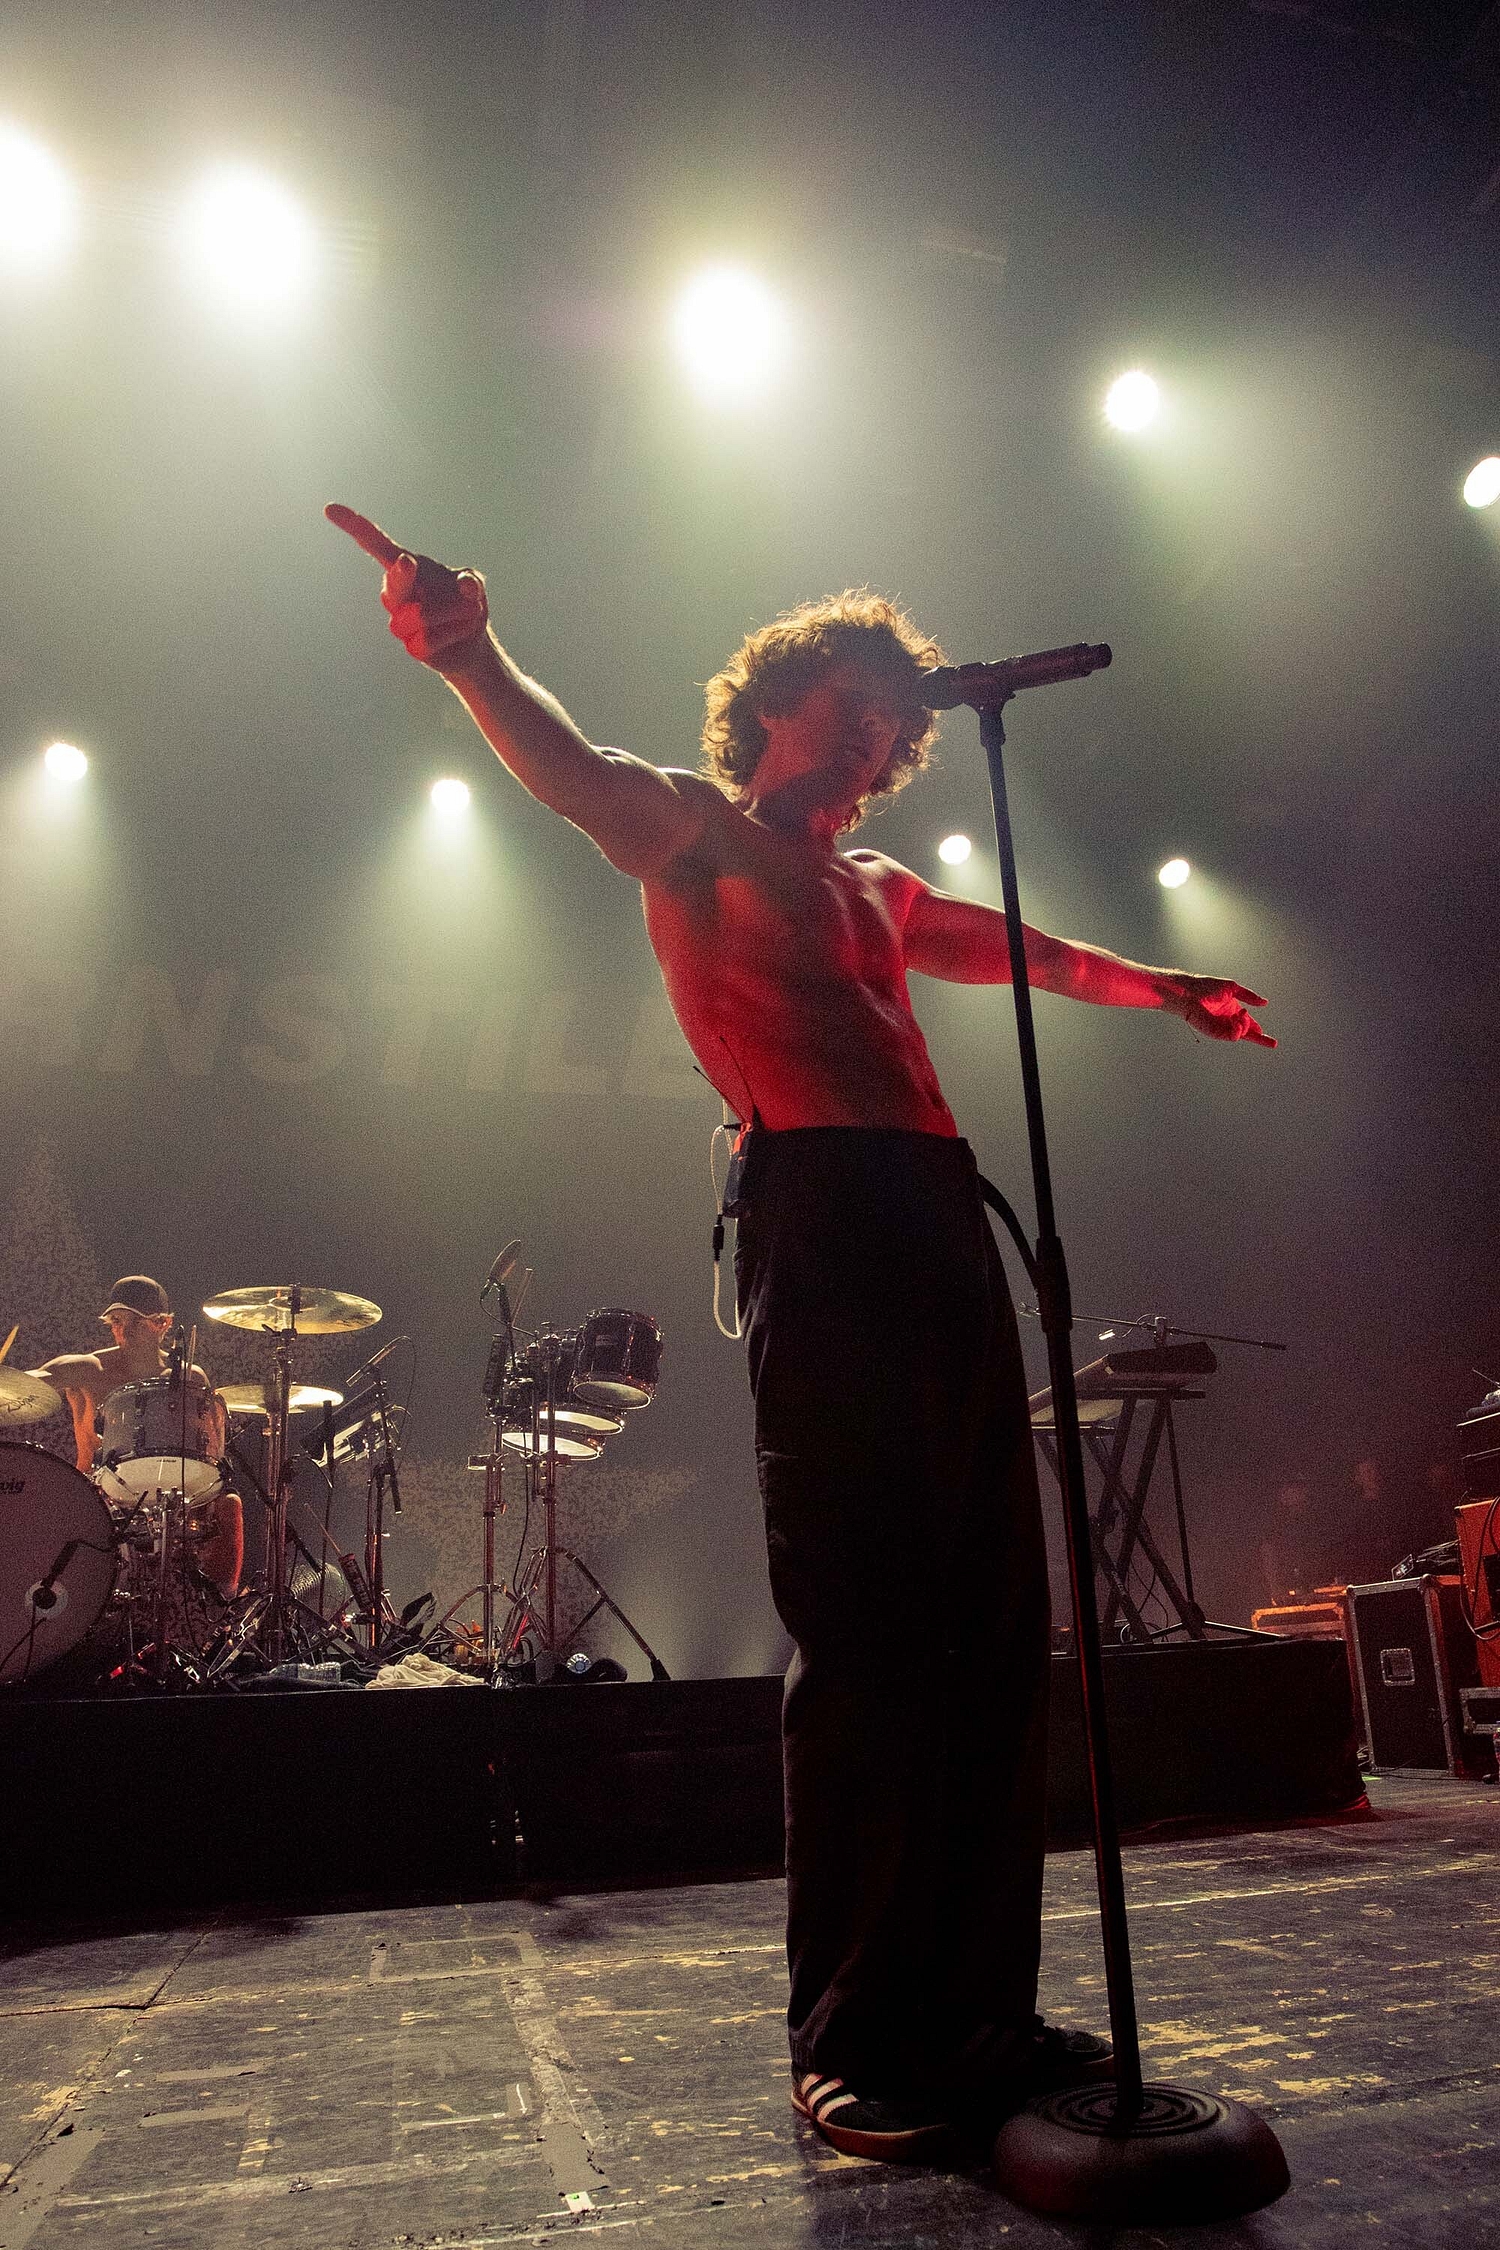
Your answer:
[498,1348,670,1682]
[553,1548,670,1681]
[935,656,1287,2217]
[360,1376,403,1657]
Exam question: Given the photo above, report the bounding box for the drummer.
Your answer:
[30,1275,241,1597]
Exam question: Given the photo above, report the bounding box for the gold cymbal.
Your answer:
[218,1381,346,1416]
[201,1286,382,1336]
[0,1368,61,1424]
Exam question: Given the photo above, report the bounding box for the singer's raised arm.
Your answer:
[326,504,714,880]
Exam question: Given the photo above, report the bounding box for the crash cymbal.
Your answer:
[201,1286,382,1336]
[0,1368,61,1425]
[218,1381,346,1417]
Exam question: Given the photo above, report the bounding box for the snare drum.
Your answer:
[0,1442,119,1684]
[99,1377,223,1499]
[571,1310,661,1410]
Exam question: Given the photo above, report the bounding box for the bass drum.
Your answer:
[0,1442,119,1686]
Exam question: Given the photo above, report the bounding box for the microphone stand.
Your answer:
[951,666,1287,2221]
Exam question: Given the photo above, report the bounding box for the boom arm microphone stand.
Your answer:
[930,649,1288,2221]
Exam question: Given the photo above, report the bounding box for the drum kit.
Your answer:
[452,1305,668,1685]
[0,1277,668,1693]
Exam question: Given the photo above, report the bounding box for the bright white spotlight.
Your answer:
[937,833,972,866]
[0,127,76,274]
[1104,369,1161,433]
[43,739,87,782]
[179,165,318,312]
[1463,456,1500,509]
[1157,857,1191,889]
[671,265,787,404]
[429,776,471,815]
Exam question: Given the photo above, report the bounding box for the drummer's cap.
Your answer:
[98,1275,172,1323]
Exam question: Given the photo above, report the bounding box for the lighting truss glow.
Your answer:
[429,776,471,814]
[937,833,972,866]
[179,166,318,312]
[1157,857,1191,889]
[1463,456,1500,509]
[1104,369,1161,433]
[0,127,76,274]
[670,265,787,404]
[43,740,88,782]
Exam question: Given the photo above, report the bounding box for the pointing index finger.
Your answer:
[325,502,406,569]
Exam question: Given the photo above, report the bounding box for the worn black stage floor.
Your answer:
[2,1771,1497,2250]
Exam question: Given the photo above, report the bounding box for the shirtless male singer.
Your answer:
[328,501,1272,2159]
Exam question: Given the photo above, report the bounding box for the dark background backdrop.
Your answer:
[3,0,1498,1670]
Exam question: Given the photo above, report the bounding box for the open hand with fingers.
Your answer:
[325,503,491,673]
[1158,973,1275,1047]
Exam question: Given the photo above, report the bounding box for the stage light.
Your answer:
[0,127,76,274]
[938,833,972,866]
[429,776,470,815]
[1158,857,1191,889]
[1463,456,1500,509]
[43,740,87,782]
[670,265,787,404]
[1104,370,1160,433]
[179,165,318,312]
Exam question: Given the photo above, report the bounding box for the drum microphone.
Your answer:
[29,1541,80,1611]
[918,643,1112,708]
[342,1338,404,1396]
[480,1239,523,1304]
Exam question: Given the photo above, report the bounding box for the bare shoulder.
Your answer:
[35,1351,106,1387]
[842,848,929,914]
[648,767,738,865]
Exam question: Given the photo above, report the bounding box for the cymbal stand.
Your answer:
[359,1375,403,1657]
[262,1299,300,1661]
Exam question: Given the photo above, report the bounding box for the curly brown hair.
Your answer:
[700,590,945,827]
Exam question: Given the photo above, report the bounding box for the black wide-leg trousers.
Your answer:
[735,1126,1051,2102]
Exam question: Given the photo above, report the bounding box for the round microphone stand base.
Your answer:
[994,2082,1289,2225]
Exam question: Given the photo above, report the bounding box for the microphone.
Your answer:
[480,1239,522,1303]
[342,1337,404,1396]
[29,1541,80,1611]
[919,643,1112,709]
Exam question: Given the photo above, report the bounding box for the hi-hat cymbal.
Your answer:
[201,1286,382,1336]
[0,1368,61,1425]
[218,1381,346,1417]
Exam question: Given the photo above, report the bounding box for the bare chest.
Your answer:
[651,843,908,991]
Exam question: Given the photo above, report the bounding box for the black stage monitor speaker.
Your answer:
[1345,1576,1478,1775]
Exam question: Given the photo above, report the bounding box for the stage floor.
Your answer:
[1,1772,1495,2250]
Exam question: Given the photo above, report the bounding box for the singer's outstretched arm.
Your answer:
[326,505,715,880]
[897,864,1274,1044]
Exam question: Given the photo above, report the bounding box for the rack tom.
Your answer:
[571,1310,661,1410]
